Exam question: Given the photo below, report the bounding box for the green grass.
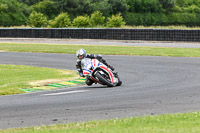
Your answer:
[4,25,200,30]
[0,64,78,95]
[122,25,200,30]
[1,43,200,57]
[1,112,200,133]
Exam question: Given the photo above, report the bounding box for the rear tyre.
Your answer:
[95,72,114,87]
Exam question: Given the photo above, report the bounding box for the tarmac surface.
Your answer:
[0,39,200,129]
[1,38,200,48]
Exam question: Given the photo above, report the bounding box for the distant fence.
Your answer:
[0,28,200,42]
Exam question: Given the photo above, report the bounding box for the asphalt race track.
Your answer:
[1,43,200,129]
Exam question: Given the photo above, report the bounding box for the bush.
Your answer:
[106,13,126,27]
[90,11,105,27]
[49,13,71,28]
[124,12,200,26]
[73,16,90,28]
[167,13,199,26]
[27,11,48,27]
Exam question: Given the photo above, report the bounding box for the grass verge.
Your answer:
[1,112,200,133]
[122,25,200,30]
[0,43,200,57]
[0,64,78,95]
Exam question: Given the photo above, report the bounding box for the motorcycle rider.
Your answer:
[76,49,114,86]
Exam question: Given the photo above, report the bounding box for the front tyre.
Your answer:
[95,72,115,87]
[116,77,122,86]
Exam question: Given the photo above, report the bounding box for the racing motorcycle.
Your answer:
[82,58,122,87]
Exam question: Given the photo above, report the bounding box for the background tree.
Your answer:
[31,0,58,19]
[175,0,200,13]
[90,0,112,17]
[108,0,128,14]
[77,0,94,15]
[53,0,93,18]
[91,0,128,17]
[54,0,79,17]
[17,0,43,5]
[126,0,162,13]
[0,0,31,26]
[3,0,200,27]
[158,0,176,12]
[176,0,200,7]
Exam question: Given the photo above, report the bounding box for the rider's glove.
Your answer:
[95,55,102,60]
[80,73,84,77]
[80,72,85,77]
[78,70,85,77]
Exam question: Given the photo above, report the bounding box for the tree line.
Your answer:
[1,0,200,27]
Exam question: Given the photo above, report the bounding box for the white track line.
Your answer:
[42,90,89,96]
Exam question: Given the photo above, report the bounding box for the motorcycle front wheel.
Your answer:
[95,72,115,87]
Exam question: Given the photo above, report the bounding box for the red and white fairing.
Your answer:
[82,58,118,85]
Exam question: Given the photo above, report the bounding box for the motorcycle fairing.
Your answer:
[82,58,118,85]
[99,66,114,83]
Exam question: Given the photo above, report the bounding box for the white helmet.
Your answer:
[76,49,86,59]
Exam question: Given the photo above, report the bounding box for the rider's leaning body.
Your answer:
[76,49,114,86]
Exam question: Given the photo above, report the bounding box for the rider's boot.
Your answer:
[113,72,118,78]
[101,59,115,71]
[85,76,94,86]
